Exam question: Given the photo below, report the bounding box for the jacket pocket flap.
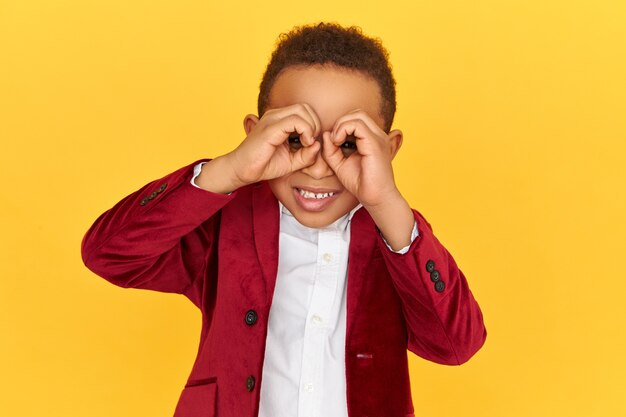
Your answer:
[173,379,217,417]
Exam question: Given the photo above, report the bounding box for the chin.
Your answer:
[292,211,342,229]
[286,198,359,229]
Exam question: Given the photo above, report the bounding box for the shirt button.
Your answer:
[323,253,333,263]
[303,382,314,393]
[311,315,323,325]
[246,375,256,392]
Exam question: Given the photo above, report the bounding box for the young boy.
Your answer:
[82,22,486,417]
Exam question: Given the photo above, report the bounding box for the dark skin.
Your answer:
[197,65,413,250]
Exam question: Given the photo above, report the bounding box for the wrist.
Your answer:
[362,187,404,214]
[196,155,244,194]
[364,190,414,251]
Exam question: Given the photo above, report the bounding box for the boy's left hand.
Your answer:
[322,109,415,251]
[321,109,402,208]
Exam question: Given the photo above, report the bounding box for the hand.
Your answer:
[321,109,403,208]
[322,109,414,250]
[196,104,321,194]
[226,104,322,188]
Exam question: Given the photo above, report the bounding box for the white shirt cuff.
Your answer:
[382,221,419,254]
[190,162,207,189]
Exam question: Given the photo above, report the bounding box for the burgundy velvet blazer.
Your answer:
[81,159,486,417]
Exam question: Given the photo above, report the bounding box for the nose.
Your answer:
[300,138,334,180]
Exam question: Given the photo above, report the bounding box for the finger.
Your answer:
[301,103,322,143]
[332,109,386,138]
[272,104,318,146]
[284,104,317,146]
[266,113,317,148]
[332,119,379,156]
[321,131,345,172]
[332,116,371,144]
[292,140,321,170]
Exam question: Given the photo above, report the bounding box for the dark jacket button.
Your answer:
[140,198,149,206]
[245,310,258,325]
[426,259,435,272]
[148,191,158,199]
[158,183,167,192]
[435,280,445,293]
[430,270,440,282]
[246,375,256,391]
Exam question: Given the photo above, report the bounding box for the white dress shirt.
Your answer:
[259,203,357,417]
[190,162,418,417]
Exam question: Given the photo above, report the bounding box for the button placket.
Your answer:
[297,228,341,415]
[322,253,333,263]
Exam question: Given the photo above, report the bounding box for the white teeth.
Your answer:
[298,189,335,199]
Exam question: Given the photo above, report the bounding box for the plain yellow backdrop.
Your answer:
[1,0,625,416]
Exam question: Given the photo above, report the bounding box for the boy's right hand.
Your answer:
[197,104,321,194]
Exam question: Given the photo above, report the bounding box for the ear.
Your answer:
[243,114,260,135]
[387,129,403,160]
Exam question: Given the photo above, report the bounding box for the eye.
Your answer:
[340,134,357,157]
[287,132,302,151]
[287,132,303,151]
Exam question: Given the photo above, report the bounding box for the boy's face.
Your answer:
[245,65,388,228]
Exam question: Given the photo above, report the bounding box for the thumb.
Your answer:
[321,131,344,173]
[292,140,320,171]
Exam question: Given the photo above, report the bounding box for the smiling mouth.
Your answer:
[292,187,340,212]
[296,188,337,199]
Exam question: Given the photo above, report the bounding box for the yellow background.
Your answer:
[1,0,625,416]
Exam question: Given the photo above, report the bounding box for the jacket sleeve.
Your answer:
[81,159,237,308]
[376,209,487,365]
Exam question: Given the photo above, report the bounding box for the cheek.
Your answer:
[336,191,360,210]
[268,177,293,200]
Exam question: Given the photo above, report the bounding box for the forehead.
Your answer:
[267,65,384,130]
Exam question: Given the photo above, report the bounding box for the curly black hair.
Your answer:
[258,22,397,132]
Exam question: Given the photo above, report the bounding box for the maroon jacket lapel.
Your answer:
[345,207,378,341]
[251,182,280,307]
